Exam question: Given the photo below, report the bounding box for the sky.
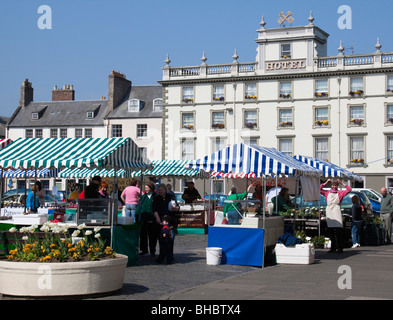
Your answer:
[1,0,392,117]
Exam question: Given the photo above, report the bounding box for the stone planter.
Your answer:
[0,254,128,297]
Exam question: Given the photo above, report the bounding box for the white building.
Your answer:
[159,12,393,191]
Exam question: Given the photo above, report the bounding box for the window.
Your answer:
[137,124,147,137]
[128,99,141,112]
[182,139,194,160]
[50,129,58,138]
[182,113,194,130]
[350,78,364,96]
[212,111,225,129]
[153,98,163,111]
[280,82,292,99]
[349,105,365,126]
[182,87,194,103]
[75,129,83,138]
[112,124,122,137]
[244,138,258,146]
[244,110,258,129]
[245,83,257,99]
[387,104,393,124]
[212,137,226,153]
[60,129,67,138]
[387,76,393,93]
[349,136,365,164]
[314,107,329,126]
[279,138,293,156]
[84,129,92,138]
[35,129,43,138]
[32,112,39,120]
[279,108,293,127]
[86,111,95,119]
[387,136,393,164]
[315,79,328,97]
[138,147,147,162]
[213,85,224,101]
[281,44,291,59]
[26,129,33,138]
[315,137,329,161]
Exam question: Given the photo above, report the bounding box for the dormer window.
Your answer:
[32,112,39,120]
[153,98,163,111]
[86,111,95,119]
[128,99,142,112]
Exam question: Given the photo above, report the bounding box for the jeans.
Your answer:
[125,203,137,220]
[351,221,361,245]
[227,210,241,225]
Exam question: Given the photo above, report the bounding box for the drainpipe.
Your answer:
[337,77,342,166]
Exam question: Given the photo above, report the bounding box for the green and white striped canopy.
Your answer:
[131,160,204,178]
[0,138,150,170]
[58,167,130,178]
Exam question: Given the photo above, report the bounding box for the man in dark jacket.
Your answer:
[84,176,101,198]
[380,187,393,244]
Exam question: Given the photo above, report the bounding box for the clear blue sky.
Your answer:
[1,0,392,117]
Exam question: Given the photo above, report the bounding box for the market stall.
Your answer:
[0,137,150,265]
[189,143,323,267]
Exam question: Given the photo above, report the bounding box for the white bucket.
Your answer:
[206,247,222,265]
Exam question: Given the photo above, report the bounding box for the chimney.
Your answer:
[108,70,131,111]
[19,79,34,108]
[52,84,75,101]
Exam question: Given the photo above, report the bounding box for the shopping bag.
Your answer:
[222,218,229,225]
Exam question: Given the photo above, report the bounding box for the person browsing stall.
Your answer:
[380,187,393,245]
[121,178,141,221]
[271,187,293,214]
[182,181,202,203]
[84,176,102,198]
[223,184,254,225]
[26,185,40,214]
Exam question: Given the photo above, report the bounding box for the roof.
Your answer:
[7,100,108,128]
[0,137,151,170]
[106,85,162,119]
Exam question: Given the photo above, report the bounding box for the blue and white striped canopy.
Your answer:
[1,168,58,178]
[188,144,322,177]
[294,155,362,181]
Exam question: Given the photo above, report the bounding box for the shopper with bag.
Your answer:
[137,182,158,256]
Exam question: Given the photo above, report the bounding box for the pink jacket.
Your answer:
[121,186,141,205]
[320,184,352,203]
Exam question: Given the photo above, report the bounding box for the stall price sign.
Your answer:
[177,211,205,228]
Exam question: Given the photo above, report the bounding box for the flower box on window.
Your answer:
[349,90,364,97]
[213,97,225,102]
[182,125,194,130]
[387,89,393,93]
[245,122,257,129]
[281,55,291,59]
[245,95,257,100]
[388,159,393,165]
[212,123,225,129]
[183,98,194,103]
[315,120,329,126]
[280,94,292,99]
[280,121,293,127]
[351,158,364,164]
[388,118,393,124]
[350,119,364,125]
[314,92,329,98]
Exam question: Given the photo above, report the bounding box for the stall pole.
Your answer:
[263,175,266,229]
[275,175,278,215]
[111,167,118,249]
[209,174,212,226]
[0,169,3,209]
[24,169,27,213]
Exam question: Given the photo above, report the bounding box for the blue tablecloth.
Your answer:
[208,226,264,267]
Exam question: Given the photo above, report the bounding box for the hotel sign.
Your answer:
[265,59,306,71]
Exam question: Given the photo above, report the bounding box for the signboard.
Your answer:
[265,59,306,71]
[177,210,205,228]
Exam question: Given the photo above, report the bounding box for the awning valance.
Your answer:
[0,138,150,170]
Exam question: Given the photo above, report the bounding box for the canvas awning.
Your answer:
[2,168,58,178]
[0,139,12,150]
[131,160,204,178]
[0,138,150,170]
[189,143,322,177]
[58,167,129,178]
[294,155,362,181]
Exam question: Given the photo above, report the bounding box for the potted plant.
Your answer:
[0,223,127,297]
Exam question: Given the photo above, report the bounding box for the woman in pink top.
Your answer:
[121,178,141,221]
[320,179,352,253]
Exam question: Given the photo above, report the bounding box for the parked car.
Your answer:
[295,191,373,218]
[204,194,228,206]
[351,188,381,214]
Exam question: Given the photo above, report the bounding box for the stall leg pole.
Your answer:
[275,175,278,215]
[263,175,266,229]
